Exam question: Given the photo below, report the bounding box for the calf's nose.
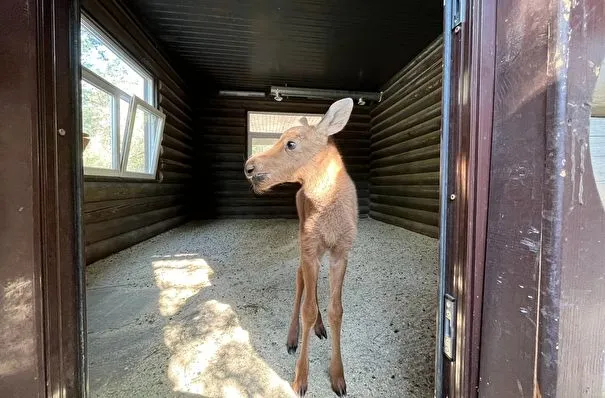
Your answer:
[244,160,255,177]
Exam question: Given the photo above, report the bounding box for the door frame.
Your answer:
[0,0,85,396]
[435,0,497,396]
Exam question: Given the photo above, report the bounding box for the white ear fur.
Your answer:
[299,116,309,126]
[317,98,354,136]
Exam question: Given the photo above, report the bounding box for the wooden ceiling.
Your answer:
[127,0,443,91]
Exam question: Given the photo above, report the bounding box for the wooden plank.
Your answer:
[163,122,193,144]
[375,66,442,119]
[162,134,194,155]
[86,215,188,264]
[371,171,440,186]
[370,203,439,226]
[161,145,194,163]
[371,87,442,133]
[370,211,439,238]
[85,205,186,245]
[370,158,440,176]
[371,115,441,150]
[84,181,187,202]
[159,170,194,182]
[371,131,441,160]
[370,144,440,168]
[370,194,439,212]
[370,185,439,199]
[83,195,184,224]
[371,102,441,142]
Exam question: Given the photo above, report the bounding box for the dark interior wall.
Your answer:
[82,0,195,263]
[194,97,372,219]
[368,36,443,238]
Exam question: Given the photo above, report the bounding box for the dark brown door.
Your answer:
[435,0,497,396]
[0,0,84,396]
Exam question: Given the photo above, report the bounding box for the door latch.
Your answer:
[443,294,456,361]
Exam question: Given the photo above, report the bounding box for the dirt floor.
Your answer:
[87,218,438,398]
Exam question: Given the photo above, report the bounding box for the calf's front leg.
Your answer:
[291,255,320,396]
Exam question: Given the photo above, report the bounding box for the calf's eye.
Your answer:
[286,141,297,150]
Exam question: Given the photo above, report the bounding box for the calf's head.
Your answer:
[244,98,353,194]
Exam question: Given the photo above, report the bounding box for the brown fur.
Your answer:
[244,98,357,397]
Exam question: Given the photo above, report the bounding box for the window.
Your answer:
[590,59,605,208]
[247,112,323,157]
[80,15,165,179]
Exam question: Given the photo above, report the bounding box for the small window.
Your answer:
[247,112,323,157]
[80,15,164,179]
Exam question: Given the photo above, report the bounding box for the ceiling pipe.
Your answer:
[218,90,266,98]
[270,86,382,104]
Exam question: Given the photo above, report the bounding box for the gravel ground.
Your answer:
[87,218,438,398]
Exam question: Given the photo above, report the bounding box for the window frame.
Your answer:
[121,95,166,179]
[246,111,324,157]
[80,14,161,180]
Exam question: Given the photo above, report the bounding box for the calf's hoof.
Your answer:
[286,327,299,354]
[330,375,347,397]
[314,323,327,340]
[292,380,307,397]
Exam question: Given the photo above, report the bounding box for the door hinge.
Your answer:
[451,0,466,29]
[443,294,457,361]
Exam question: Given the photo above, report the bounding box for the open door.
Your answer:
[435,0,497,396]
[0,0,85,396]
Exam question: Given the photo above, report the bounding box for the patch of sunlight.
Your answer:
[153,258,214,316]
[0,277,35,376]
[164,300,296,398]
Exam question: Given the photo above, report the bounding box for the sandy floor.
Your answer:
[87,218,438,398]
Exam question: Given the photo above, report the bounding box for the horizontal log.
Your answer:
[163,122,193,144]
[85,205,186,245]
[370,203,439,226]
[86,215,188,264]
[375,66,442,118]
[379,35,443,94]
[370,194,439,212]
[159,93,193,125]
[164,111,193,137]
[370,185,439,199]
[160,159,193,173]
[161,145,194,163]
[371,87,442,133]
[371,144,440,168]
[211,205,370,217]
[203,134,245,145]
[158,79,190,109]
[370,211,439,238]
[371,171,440,186]
[83,194,184,224]
[162,134,194,155]
[371,102,441,143]
[371,115,441,150]
[159,170,194,182]
[371,131,441,160]
[370,158,440,177]
[84,181,187,202]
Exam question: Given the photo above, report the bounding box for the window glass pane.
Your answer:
[82,81,114,169]
[589,117,605,205]
[590,59,605,209]
[251,137,279,156]
[126,104,161,174]
[248,112,323,134]
[81,22,150,103]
